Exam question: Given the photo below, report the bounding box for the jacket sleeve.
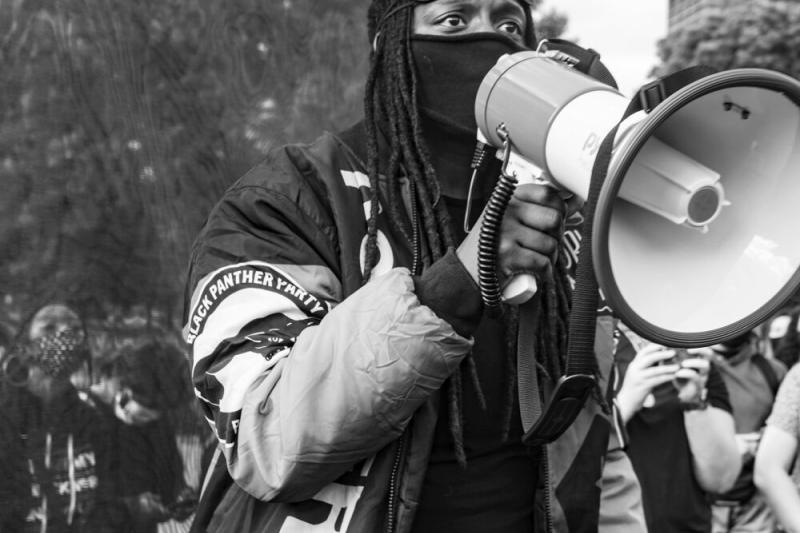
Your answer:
[183,153,473,502]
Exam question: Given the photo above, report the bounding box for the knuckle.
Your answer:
[497,238,515,257]
[527,253,550,272]
[540,235,559,256]
[524,207,563,234]
[543,209,565,231]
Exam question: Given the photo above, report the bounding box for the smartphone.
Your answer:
[657,348,693,367]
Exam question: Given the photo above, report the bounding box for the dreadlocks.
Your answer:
[362,0,573,466]
[364,0,450,279]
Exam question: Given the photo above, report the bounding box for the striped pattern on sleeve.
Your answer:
[184,261,331,448]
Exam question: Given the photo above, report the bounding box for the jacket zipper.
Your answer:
[385,177,419,533]
[542,445,554,533]
[385,432,408,533]
[408,180,420,276]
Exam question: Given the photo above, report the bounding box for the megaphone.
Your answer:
[470,48,800,348]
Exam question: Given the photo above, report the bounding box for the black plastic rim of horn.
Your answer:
[592,68,800,348]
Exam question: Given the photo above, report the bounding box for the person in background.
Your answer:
[771,309,800,370]
[0,303,114,532]
[0,318,23,531]
[706,330,786,533]
[88,341,194,533]
[597,404,648,533]
[158,398,217,533]
[614,326,740,533]
[754,361,800,533]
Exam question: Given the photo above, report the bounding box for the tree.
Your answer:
[653,1,800,78]
[0,0,369,328]
[531,0,569,42]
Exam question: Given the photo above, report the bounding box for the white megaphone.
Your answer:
[466,47,800,348]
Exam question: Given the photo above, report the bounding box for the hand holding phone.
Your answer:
[672,353,710,407]
[616,343,681,422]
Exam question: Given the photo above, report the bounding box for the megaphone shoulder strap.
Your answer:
[517,298,543,423]
[518,64,718,445]
[567,65,720,377]
[538,38,619,90]
[632,65,718,113]
[569,64,722,376]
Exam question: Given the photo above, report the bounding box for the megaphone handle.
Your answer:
[456,203,540,305]
[503,273,539,305]
[472,135,548,307]
[494,173,541,306]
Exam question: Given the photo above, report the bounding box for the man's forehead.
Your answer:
[414,0,532,6]
[29,304,81,337]
[369,0,536,46]
[413,0,531,16]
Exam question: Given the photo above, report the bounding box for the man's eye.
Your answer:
[437,14,466,28]
[498,21,523,35]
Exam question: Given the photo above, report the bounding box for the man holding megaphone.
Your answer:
[184,1,640,532]
[183,0,800,531]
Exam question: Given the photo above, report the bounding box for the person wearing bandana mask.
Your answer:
[184,1,636,532]
[0,304,116,533]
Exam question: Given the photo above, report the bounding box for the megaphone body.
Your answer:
[465,50,800,348]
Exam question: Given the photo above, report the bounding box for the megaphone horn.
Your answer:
[468,50,800,348]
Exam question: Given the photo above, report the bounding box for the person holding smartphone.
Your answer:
[754,361,800,533]
[613,328,740,533]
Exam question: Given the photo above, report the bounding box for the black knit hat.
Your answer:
[368,0,537,48]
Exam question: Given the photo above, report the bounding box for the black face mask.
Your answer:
[717,331,754,355]
[411,33,527,138]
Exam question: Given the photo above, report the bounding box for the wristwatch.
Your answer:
[681,387,709,411]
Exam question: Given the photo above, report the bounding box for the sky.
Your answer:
[538,1,669,96]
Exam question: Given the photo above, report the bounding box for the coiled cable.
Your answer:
[478,168,518,311]
[463,140,491,233]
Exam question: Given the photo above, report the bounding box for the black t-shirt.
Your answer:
[411,196,539,533]
[0,387,118,533]
[88,394,184,533]
[617,335,732,533]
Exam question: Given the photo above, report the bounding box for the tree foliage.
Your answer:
[531,0,568,42]
[0,0,368,327]
[0,0,566,331]
[653,0,800,78]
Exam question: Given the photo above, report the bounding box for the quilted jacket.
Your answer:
[183,123,629,533]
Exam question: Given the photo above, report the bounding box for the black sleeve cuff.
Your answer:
[413,248,483,338]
